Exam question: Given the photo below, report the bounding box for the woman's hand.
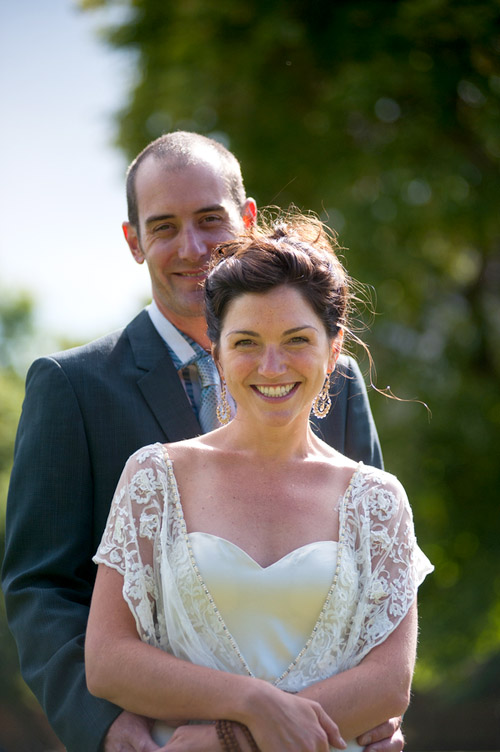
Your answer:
[242,682,346,752]
[163,683,348,752]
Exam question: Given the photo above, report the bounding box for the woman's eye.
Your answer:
[289,336,308,344]
[235,339,255,347]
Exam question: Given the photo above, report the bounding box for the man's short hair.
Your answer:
[126,131,247,229]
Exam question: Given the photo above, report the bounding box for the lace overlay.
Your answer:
[94,443,433,691]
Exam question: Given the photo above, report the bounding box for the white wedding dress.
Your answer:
[94,443,433,750]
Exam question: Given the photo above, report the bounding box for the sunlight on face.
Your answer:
[217,285,338,427]
[131,158,247,322]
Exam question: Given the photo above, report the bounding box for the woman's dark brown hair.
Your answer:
[204,211,350,351]
[205,209,430,414]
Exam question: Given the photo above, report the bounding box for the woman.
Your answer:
[86,213,433,751]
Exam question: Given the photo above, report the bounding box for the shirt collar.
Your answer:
[147,300,197,366]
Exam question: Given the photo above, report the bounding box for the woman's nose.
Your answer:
[258,346,287,377]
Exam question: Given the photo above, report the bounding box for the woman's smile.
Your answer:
[217,285,338,426]
[252,383,299,399]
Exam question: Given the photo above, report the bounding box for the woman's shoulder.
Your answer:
[163,436,214,462]
[126,441,169,467]
[357,462,403,489]
[159,437,223,483]
[350,462,410,518]
[118,442,173,485]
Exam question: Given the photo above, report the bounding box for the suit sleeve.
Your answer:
[342,357,384,470]
[2,357,122,752]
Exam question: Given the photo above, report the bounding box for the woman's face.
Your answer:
[216,285,339,427]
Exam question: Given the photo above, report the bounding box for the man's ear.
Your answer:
[122,222,145,264]
[242,198,257,228]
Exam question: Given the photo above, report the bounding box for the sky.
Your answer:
[0,0,151,346]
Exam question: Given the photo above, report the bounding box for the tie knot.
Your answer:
[196,352,219,388]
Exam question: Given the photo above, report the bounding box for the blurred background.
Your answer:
[1,0,499,749]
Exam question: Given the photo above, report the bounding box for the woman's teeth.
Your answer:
[255,384,295,398]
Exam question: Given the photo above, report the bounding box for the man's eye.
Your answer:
[201,215,223,225]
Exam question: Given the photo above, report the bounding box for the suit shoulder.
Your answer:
[32,309,155,373]
[336,353,362,376]
[27,323,132,376]
[51,327,126,362]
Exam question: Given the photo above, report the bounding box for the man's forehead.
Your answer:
[138,147,225,181]
[135,153,234,210]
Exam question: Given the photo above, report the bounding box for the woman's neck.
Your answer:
[216,413,322,462]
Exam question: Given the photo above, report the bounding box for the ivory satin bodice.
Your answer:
[94,443,433,747]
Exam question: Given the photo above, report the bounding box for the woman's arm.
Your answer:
[298,601,418,741]
[86,565,248,722]
[86,564,346,752]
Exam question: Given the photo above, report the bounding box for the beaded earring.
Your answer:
[311,372,332,419]
[216,378,232,425]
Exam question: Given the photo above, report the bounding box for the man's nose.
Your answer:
[258,346,287,377]
[177,227,208,262]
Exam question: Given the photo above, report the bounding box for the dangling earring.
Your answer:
[312,372,332,419]
[216,378,232,425]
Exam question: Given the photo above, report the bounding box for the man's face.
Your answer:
[124,156,255,325]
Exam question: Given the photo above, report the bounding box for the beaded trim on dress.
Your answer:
[93,442,433,694]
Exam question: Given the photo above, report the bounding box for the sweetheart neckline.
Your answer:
[188,531,338,571]
[158,441,362,569]
[156,443,362,682]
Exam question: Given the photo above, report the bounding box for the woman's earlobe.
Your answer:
[331,329,344,366]
[328,346,339,371]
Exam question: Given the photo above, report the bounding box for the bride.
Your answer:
[85,213,432,751]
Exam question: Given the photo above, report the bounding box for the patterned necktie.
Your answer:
[194,350,221,433]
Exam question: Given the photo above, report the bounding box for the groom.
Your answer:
[3,131,401,752]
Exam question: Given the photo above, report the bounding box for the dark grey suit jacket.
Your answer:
[2,310,382,752]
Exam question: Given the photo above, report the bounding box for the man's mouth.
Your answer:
[177,269,207,278]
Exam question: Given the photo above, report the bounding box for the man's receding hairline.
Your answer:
[133,150,244,216]
[137,148,230,179]
[126,131,247,227]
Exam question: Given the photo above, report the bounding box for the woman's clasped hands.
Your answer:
[163,681,346,752]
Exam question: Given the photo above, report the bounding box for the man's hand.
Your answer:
[103,711,160,752]
[356,717,404,752]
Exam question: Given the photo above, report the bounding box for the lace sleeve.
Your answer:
[93,443,168,647]
[339,467,433,669]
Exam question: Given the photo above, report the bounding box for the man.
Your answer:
[2,132,401,751]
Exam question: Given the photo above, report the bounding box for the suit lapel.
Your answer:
[126,310,202,441]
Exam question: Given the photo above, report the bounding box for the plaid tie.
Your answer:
[195,351,221,432]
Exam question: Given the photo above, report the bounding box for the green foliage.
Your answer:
[0,361,29,708]
[0,370,24,522]
[80,0,500,692]
[0,292,34,520]
[0,300,47,723]
[0,290,35,375]
[47,0,500,692]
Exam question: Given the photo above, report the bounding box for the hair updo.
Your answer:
[204,211,351,352]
